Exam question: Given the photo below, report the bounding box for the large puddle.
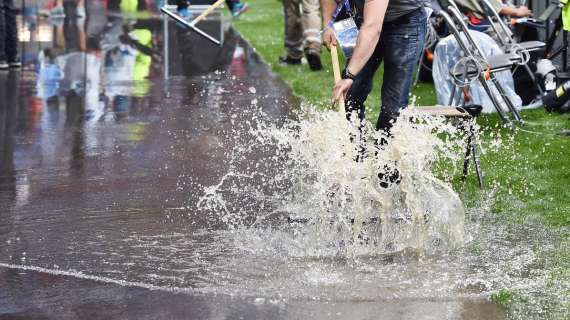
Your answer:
[0,5,568,320]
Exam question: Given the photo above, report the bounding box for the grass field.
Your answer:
[230,3,569,316]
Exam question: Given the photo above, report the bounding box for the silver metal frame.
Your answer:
[161,5,225,80]
[448,6,524,125]
[163,7,170,80]
[187,5,225,45]
[441,8,524,126]
[451,0,546,94]
[479,0,515,45]
[160,6,221,46]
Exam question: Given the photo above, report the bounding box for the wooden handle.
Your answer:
[330,44,345,112]
[190,0,225,25]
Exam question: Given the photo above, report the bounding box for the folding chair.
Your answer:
[450,0,546,94]
[440,6,525,126]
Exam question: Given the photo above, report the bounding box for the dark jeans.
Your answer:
[0,0,18,62]
[345,8,427,136]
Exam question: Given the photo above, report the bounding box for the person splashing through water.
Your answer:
[321,0,428,187]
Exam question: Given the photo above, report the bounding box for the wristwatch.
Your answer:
[342,68,357,81]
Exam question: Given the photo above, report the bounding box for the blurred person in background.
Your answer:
[50,0,86,18]
[0,0,20,69]
[451,0,532,32]
[52,0,86,53]
[280,0,322,71]
[452,0,532,20]
[224,0,249,17]
[451,0,533,41]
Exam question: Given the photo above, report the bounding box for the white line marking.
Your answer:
[0,263,195,294]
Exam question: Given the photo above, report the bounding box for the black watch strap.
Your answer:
[342,68,357,80]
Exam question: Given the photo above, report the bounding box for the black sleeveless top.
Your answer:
[344,0,429,23]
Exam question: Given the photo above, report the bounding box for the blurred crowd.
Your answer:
[0,0,174,128]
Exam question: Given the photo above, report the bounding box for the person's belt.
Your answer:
[388,7,423,25]
[354,7,423,29]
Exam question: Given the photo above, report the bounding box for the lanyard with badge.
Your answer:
[328,0,359,58]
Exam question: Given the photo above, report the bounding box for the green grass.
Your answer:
[492,290,518,307]
[458,109,570,226]
[232,2,570,227]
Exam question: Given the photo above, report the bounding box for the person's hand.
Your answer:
[323,28,337,50]
[332,78,353,104]
[515,6,532,17]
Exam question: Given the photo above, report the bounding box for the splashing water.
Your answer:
[198,105,469,257]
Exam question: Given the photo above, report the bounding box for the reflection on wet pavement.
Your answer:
[0,3,509,320]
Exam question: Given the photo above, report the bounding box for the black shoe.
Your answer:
[8,58,21,69]
[377,165,401,189]
[305,52,322,71]
[278,55,301,65]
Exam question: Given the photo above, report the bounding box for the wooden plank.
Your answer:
[190,0,225,25]
[330,45,345,113]
[402,106,470,118]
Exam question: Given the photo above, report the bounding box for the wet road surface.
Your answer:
[0,4,507,320]
[0,266,505,320]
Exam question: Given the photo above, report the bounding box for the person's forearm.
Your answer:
[329,0,388,103]
[345,0,388,75]
[499,5,531,17]
[320,0,337,27]
[498,6,517,16]
[346,22,381,75]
